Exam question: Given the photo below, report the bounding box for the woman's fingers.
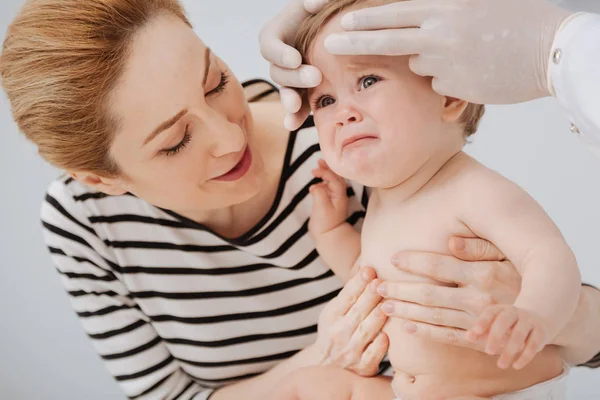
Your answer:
[378,281,493,317]
[325,267,377,318]
[390,251,469,285]
[344,279,383,333]
[449,237,506,262]
[349,302,388,350]
[391,250,519,300]
[358,332,389,376]
[400,320,482,351]
[380,299,474,330]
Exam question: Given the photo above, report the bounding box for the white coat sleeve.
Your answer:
[549,13,600,156]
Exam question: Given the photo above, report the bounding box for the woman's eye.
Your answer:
[206,71,230,96]
[360,76,379,89]
[162,131,191,157]
[317,96,335,109]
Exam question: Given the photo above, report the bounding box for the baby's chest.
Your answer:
[360,200,473,281]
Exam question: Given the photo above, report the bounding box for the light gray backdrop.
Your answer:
[1,0,599,398]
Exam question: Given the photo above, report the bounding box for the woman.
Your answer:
[1,1,598,400]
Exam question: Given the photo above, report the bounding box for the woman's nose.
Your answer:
[206,114,245,158]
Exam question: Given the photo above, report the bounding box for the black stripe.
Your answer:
[117,263,273,276]
[88,319,146,340]
[173,381,196,400]
[77,304,133,318]
[361,186,369,208]
[49,246,121,276]
[241,79,278,90]
[57,269,117,282]
[131,269,334,300]
[43,221,93,250]
[248,88,278,103]
[579,351,600,368]
[45,194,97,236]
[68,290,120,298]
[149,289,339,324]
[290,249,320,270]
[193,372,260,384]
[64,177,74,185]
[102,239,236,252]
[164,324,317,348]
[89,214,184,227]
[261,220,309,260]
[116,355,174,381]
[347,210,366,226]
[102,336,162,360]
[178,349,299,368]
[287,143,320,178]
[129,372,174,399]
[73,192,109,202]
[295,115,315,132]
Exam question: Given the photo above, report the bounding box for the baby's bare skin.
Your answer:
[359,152,565,398]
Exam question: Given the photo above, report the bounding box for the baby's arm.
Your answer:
[309,160,361,282]
[458,167,581,367]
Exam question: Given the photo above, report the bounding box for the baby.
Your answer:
[276,0,581,399]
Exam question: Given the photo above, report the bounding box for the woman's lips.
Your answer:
[341,134,379,151]
[212,146,252,182]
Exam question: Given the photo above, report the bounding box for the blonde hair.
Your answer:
[294,0,485,137]
[0,0,191,175]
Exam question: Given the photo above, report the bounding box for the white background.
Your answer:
[1,0,599,398]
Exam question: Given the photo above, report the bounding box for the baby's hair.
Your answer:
[293,0,485,138]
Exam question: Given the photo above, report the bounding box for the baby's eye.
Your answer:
[360,76,379,89]
[317,96,335,109]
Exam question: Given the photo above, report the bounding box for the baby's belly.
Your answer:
[386,319,563,399]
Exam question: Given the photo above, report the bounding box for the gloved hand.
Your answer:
[325,0,574,105]
[259,0,330,130]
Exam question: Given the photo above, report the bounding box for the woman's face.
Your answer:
[105,13,265,215]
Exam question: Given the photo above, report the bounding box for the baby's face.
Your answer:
[307,14,457,188]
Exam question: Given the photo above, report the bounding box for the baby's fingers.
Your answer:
[497,320,531,369]
[513,327,544,370]
[486,310,518,356]
[310,183,333,209]
[469,306,501,338]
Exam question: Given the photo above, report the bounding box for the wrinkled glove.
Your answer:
[325,0,574,105]
[259,0,330,130]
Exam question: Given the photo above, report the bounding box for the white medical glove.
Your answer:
[325,0,574,105]
[259,0,331,130]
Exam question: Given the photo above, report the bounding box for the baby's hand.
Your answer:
[467,304,549,370]
[309,159,349,236]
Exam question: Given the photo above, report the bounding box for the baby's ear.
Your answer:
[441,97,469,123]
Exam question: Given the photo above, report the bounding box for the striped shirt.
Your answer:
[41,80,369,400]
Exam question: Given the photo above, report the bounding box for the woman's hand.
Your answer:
[377,237,521,353]
[315,267,389,376]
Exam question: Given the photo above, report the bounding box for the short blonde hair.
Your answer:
[1,0,191,175]
[294,0,485,137]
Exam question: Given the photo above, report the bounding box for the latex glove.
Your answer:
[259,0,330,130]
[325,0,573,105]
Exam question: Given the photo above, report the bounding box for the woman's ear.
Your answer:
[441,96,469,123]
[69,172,128,196]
